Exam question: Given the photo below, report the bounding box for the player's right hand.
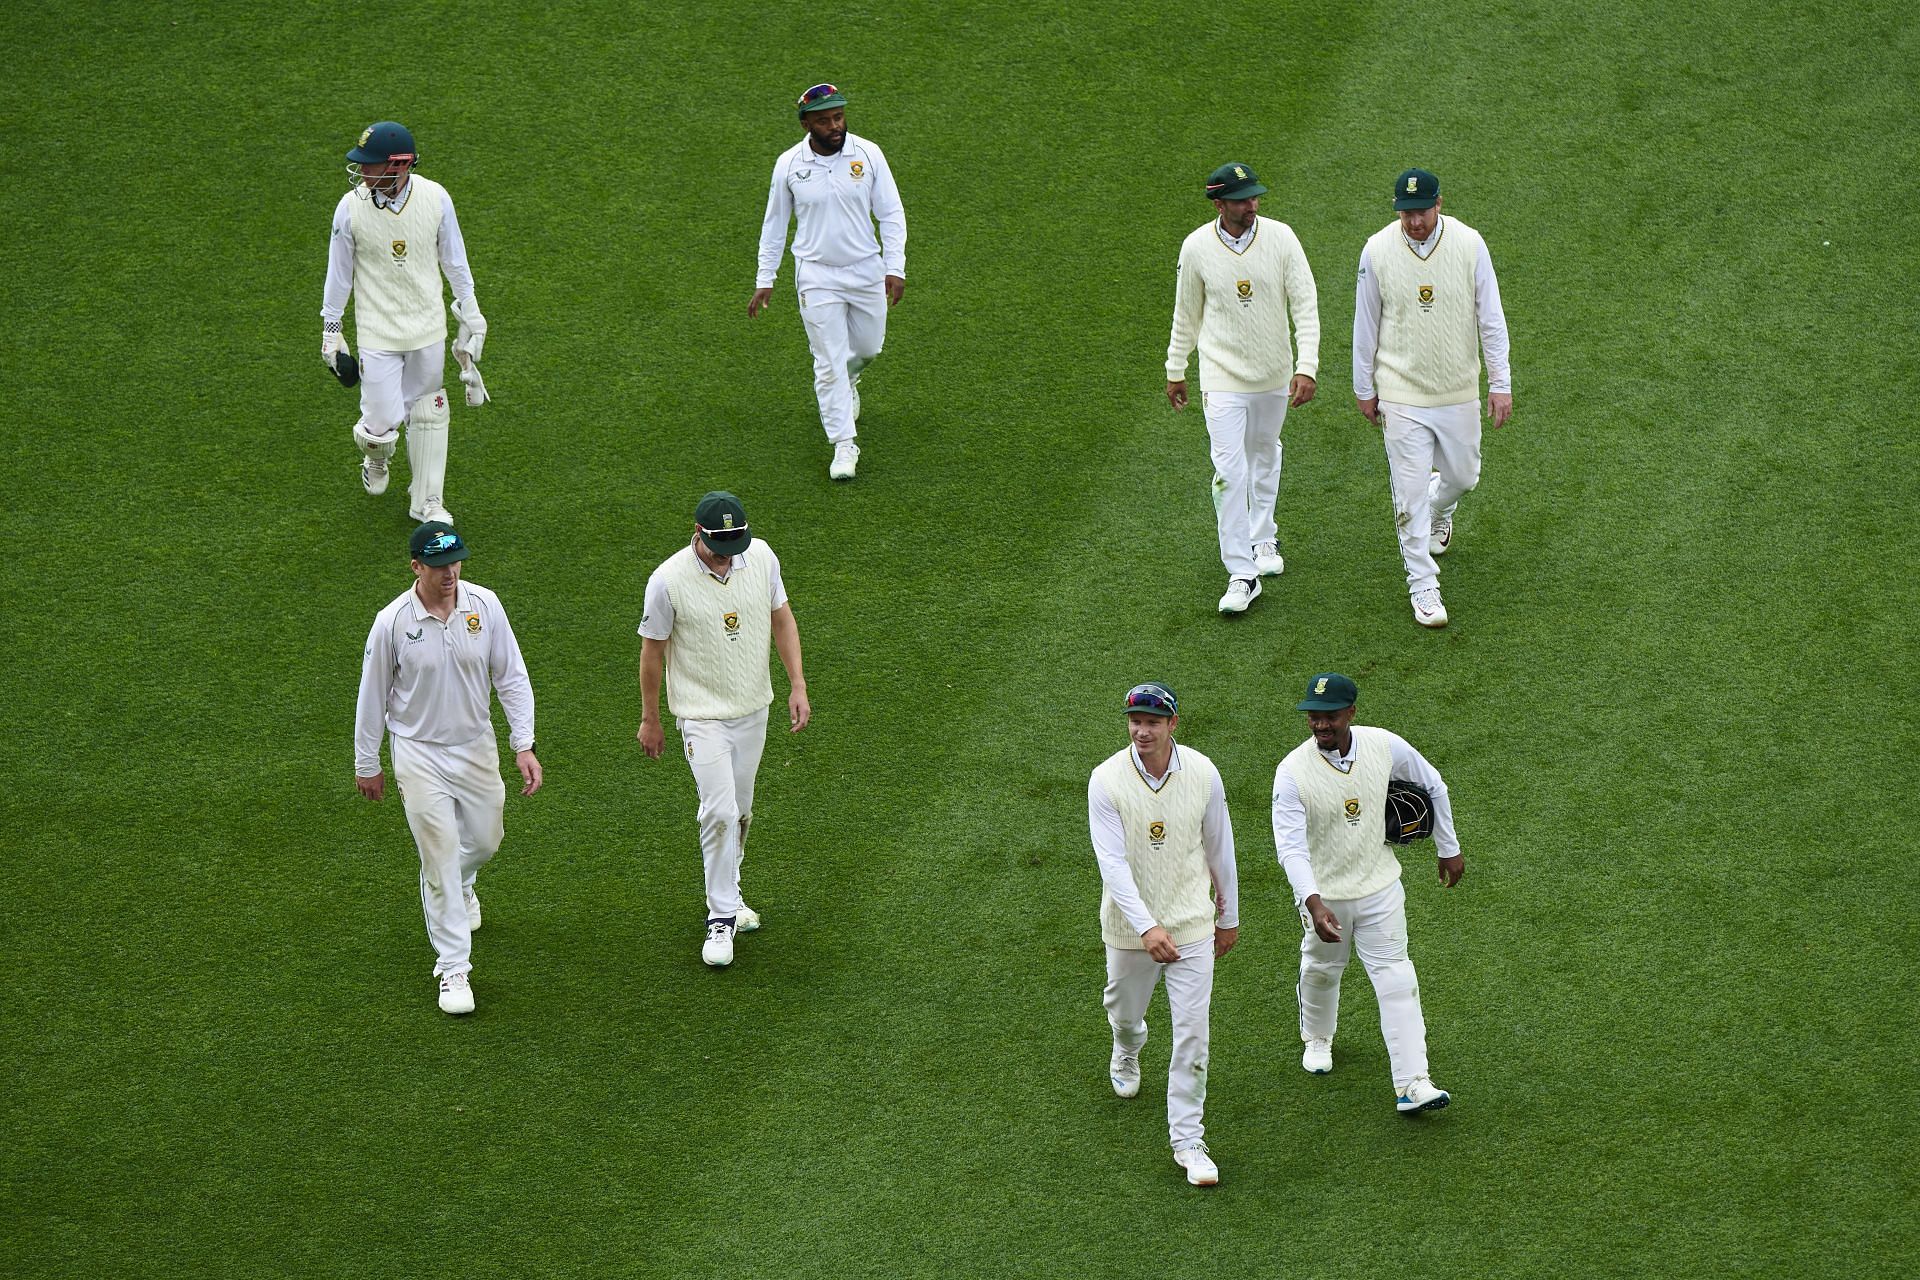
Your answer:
[747,288,774,318]
[1166,380,1189,410]
[1307,896,1342,943]
[637,719,665,759]
[1356,395,1382,425]
[322,326,349,371]
[1141,925,1181,963]
[355,772,385,801]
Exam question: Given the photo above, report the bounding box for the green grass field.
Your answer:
[5,2,1916,1275]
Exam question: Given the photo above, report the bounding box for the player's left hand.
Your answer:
[788,686,811,733]
[885,274,905,306]
[1288,374,1317,408]
[355,771,385,801]
[1488,393,1513,429]
[1213,925,1239,958]
[1438,854,1464,887]
[515,750,542,796]
[1166,380,1189,410]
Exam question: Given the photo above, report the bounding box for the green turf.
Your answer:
[4,1,1916,1275]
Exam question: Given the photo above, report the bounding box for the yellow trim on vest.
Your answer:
[1399,217,1445,261]
[1215,219,1260,257]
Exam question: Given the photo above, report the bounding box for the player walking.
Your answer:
[1352,168,1513,627]
[322,121,491,523]
[750,83,907,482]
[636,492,811,967]
[1271,673,1460,1111]
[1090,682,1240,1186]
[1167,162,1320,615]
[354,522,542,1015]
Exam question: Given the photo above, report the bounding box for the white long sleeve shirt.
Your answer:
[1089,743,1240,935]
[755,132,906,289]
[322,177,477,323]
[1352,215,1510,399]
[1271,729,1459,905]
[354,580,534,776]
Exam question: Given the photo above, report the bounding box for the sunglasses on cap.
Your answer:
[796,83,840,108]
[1123,684,1177,715]
[419,532,462,557]
[697,522,749,539]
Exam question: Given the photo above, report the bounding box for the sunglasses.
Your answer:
[797,83,840,108]
[1123,685,1176,715]
[698,523,749,540]
[420,532,462,557]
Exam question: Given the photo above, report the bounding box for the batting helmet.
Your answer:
[348,121,417,164]
[1384,779,1435,844]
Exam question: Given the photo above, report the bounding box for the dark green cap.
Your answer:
[409,521,467,566]
[1296,672,1358,711]
[1205,162,1268,201]
[694,490,751,557]
[1393,168,1440,210]
[796,82,847,117]
[1123,682,1178,717]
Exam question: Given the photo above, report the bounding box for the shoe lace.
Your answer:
[1414,588,1441,610]
[441,971,468,990]
[1178,1140,1210,1157]
[706,922,732,940]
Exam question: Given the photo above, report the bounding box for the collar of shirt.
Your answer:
[1215,217,1256,253]
[690,536,746,583]
[1401,215,1442,258]
[1317,736,1358,772]
[372,179,414,213]
[1129,742,1182,790]
[409,579,471,622]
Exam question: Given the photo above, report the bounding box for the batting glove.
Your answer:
[322,320,350,371]
[452,296,487,365]
[458,361,490,407]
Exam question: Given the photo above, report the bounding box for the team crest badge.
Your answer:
[1344,798,1361,822]
[724,611,740,634]
[849,161,865,179]
[359,127,373,147]
[1236,279,1252,300]
[1234,166,1247,180]
[1148,820,1166,845]
[466,615,481,634]
[391,239,408,262]
[1314,677,1328,694]
[1419,284,1435,304]
[722,514,735,530]
[1406,175,1420,194]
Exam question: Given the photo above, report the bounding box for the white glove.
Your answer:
[458,359,490,407]
[322,321,349,371]
[452,296,487,365]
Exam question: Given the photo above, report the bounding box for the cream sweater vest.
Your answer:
[661,544,776,721]
[1281,728,1400,902]
[1368,217,1482,406]
[350,176,450,352]
[1095,746,1218,949]
[1166,216,1320,393]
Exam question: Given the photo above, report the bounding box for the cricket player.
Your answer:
[636,491,811,967]
[1272,673,1460,1112]
[1353,168,1513,627]
[354,522,542,1015]
[1167,162,1320,615]
[322,120,491,524]
[750,82,907,482]
[1091,682,1240,1186]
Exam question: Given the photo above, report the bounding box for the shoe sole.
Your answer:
[1303,1063,1331,1075]
[1416,615,1449,629]
[1111,1077,1140,1098]
[1397,1093,1451,1114]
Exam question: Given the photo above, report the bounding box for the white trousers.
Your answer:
[1105,936,1215,1149]
[797,262,887,445]
[1204,389,1289,578]
[1297,877,1431,1091]
[391,731,505,978]
[680,707,770,919]
[357,344,447,437]
[1380,399,1481,593]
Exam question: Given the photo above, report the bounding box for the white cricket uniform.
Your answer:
[640,540,791,920]
[1271,727,1458,1091]
[1089,742,1239,1150]
[355,579,535,978]
[756,132,906,445]
[1166,216,1320,579]
[1352,215,1511,593]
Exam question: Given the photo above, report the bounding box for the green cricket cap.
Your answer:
[1393,168,1440,210]
[409,521,468,566]
[694,490,751,557]
[796,82,847,117]
[1296,672,1358,711]
[1205,162,1268,201]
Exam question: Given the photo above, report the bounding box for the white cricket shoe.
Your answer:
[1253,541,1285,576]
[702,920,736,968]
[1396,1077,1451,1113]
[735,905,761,933]
[463,886,482,931]
[361,454,389,496]
[410,504,455,524]
[1411,587,1448,628]
[1173,1141,1219,1186]
[437,971,475,1015]
[1218,577,1261,614]
[1302,1037,1333,1075]
[829,440,860,481]
[1110,1045,1141,1098]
